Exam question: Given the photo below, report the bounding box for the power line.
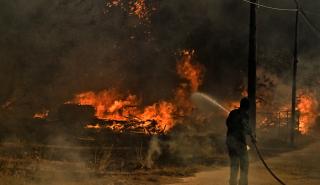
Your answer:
[242,0,320,38]
[241,0,298,12]
[299,9,320,38]
[242,0,320,16]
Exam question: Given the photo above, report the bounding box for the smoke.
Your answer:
[1,2,320,184]
[1,2,319,160]
[0,0,319,137]
[145,135,161,168]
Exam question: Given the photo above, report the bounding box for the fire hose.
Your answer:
[191,92,287,184]
[252,141,286,185]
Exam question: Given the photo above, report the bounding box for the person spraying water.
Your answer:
[226,98,256,185]
[191,92,286,185]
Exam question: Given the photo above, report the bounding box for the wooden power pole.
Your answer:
[248,0,257,133]
[290,1,299,146]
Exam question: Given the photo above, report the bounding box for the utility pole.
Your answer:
[290,1,299,146]
[248,0,257,133]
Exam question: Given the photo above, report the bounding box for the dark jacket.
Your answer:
[226,109,252,155]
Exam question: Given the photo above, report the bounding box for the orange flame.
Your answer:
[130,0,149,20]
[68,49,204,134]
[69,90,176,133]
[177,50,204,92]
[175,50,204,115]
[297,91,318,134]
[33,110,49,119]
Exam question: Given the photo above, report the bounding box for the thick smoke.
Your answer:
[0,0,319,131]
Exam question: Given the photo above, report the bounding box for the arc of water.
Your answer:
[192,92,230,113]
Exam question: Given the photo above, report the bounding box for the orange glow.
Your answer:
[85,124,102,129]
[177,50,204,92]
[241,89,248,97]
[70,90,176,133]
[105,0,151,22]
[67,49,204,134]
[33,110,49,119]
[174,85,193,116]
[175,50,204,115]
[130,0,149,21]
[297,92,318,134]
[228,101,240,110]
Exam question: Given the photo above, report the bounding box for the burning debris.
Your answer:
[29,50,205,135]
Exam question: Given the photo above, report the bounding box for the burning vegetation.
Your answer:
[1,0,320,184]
[59,50,204,135]
[297,91,319,134]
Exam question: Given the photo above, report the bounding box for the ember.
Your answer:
[105,0,152,22]
[130,0,149,20]
[33,110,49,119]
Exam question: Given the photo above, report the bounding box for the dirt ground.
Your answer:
[169,141,320,185]
[1,141,320,185]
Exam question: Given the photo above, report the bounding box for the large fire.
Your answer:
[256,90,318,135]
[67,50,203,134]
[68,90,176,132]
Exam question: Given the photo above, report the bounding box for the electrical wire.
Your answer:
[242,0,320,38]
[299,9,320,38]
[241,0,298,12]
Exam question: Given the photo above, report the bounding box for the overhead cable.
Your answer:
[241,0,298,12]
[299,9,320,38]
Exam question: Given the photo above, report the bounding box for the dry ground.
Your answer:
[169,141,320,185]
[1,141,319,185]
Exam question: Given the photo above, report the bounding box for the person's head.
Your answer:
[240,97,250,111]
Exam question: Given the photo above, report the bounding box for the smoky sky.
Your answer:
[0,0,319,117]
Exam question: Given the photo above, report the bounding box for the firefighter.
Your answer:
[226,97,256,185]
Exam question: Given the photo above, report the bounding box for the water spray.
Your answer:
[191,92,286,185]
[191,92,230,113]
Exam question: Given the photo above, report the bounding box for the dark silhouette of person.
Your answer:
[226,97,256,185]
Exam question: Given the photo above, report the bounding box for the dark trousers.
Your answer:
[228,150,249,185]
